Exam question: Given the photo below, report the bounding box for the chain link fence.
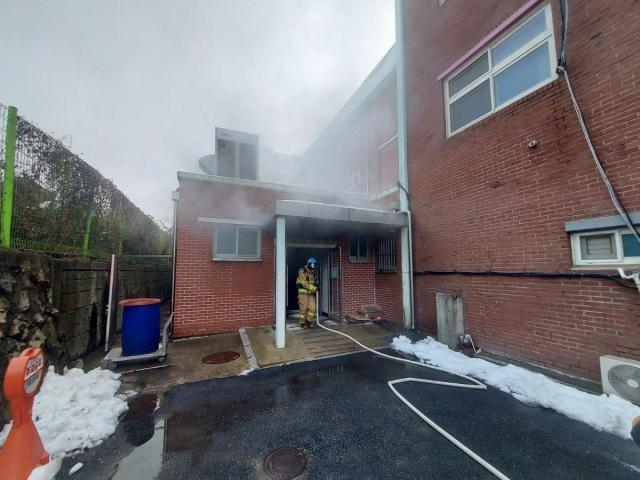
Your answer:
[0,102,169,258]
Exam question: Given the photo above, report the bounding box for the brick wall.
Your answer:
[174,181,275,337]
[374,232,403,324]
[327,235,402,323]
[174,179,405,336]
[416,275,640,380]
[337,236,377,317]
[403,0,640,380]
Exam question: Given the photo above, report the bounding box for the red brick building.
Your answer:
[174,0,640,386]
[401,0,640,381]
[173,51,407,348]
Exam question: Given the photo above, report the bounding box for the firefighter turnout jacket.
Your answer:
[297,267,317,294]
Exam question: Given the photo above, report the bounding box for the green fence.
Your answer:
[0,103,169,259]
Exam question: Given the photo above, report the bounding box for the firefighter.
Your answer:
[297,257,318,328]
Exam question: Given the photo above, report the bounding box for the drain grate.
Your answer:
[202,351,240,364]
[263,447,307,479]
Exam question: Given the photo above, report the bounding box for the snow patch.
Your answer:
[68,462,83,475]
[27,457,62,480]
[33,366,128,457]
[391,335,640,439]
[238,368,254,376]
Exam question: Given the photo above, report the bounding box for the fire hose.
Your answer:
[315,292,510,479]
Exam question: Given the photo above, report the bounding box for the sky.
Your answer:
[0,0,395,224]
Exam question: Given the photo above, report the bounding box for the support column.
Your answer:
[275,215,286,348]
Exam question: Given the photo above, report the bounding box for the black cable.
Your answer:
[556,0,640,246]
[558,0,568,67]
[396,181,412,210]
[414,269,636,290]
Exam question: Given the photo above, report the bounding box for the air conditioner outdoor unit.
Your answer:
[600,355,640,404]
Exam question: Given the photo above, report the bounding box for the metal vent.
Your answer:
[608,364,640,403]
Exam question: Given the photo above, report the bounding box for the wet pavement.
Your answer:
[57,351,640,479]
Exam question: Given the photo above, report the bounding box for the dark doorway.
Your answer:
[286,247,333,317]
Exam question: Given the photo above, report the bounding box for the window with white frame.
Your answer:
[349,234,370,262]
[445,4,556,135]
[214,224,261,260]
[571,229,640,266]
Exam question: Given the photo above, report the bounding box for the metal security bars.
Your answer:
[376,238,396,272]
[0,102,169,258]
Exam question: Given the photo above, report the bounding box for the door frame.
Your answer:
[285,242,337,317]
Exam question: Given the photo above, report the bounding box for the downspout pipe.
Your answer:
[395,0,415,330]
[401,207,415,330]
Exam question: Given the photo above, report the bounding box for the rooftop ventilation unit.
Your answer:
[214,127,258,180]
[600,355,640,404]
[197,128,259,179]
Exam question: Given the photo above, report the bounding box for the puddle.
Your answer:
[113,358,374,476]
[121,394,161,446]
[289,362,366,388]
[112,419,165,480]
[123,394,160,420]
[164,390,277,461]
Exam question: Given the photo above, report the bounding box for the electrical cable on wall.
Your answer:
[414,269,637,290]
[557,0,640,245]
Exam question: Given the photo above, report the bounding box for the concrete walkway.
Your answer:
[245,320,412,367]
[115,332,251,395]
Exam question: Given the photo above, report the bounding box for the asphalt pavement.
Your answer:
[57,350,640,479]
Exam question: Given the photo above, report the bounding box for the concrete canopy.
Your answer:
[266,199,406,237]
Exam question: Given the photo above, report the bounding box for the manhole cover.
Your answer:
[263,447,307,479]
[202,351,240,364]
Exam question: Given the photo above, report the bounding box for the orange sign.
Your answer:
[0,348,50,480]
[23,354,44,395]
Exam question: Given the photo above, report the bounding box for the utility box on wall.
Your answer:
[436,292,464,348]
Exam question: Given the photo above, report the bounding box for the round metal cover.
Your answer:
[263,447,307,479]
[608,364,640,403]
[202,351,240,364]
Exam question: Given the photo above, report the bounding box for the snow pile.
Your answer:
[391,336,640,439]
[68,462,83,475]
[28,457,62,480]
[33,367,128,457]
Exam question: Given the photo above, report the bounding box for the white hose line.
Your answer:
[313,300,510,479]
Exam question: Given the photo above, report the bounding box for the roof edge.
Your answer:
[177,171,368,199]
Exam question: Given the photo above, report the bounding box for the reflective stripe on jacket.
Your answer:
[297,267,317,295]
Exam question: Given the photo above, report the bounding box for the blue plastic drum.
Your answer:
[119,298,161,356]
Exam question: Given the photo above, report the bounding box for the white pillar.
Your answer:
[275,215,286,348]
